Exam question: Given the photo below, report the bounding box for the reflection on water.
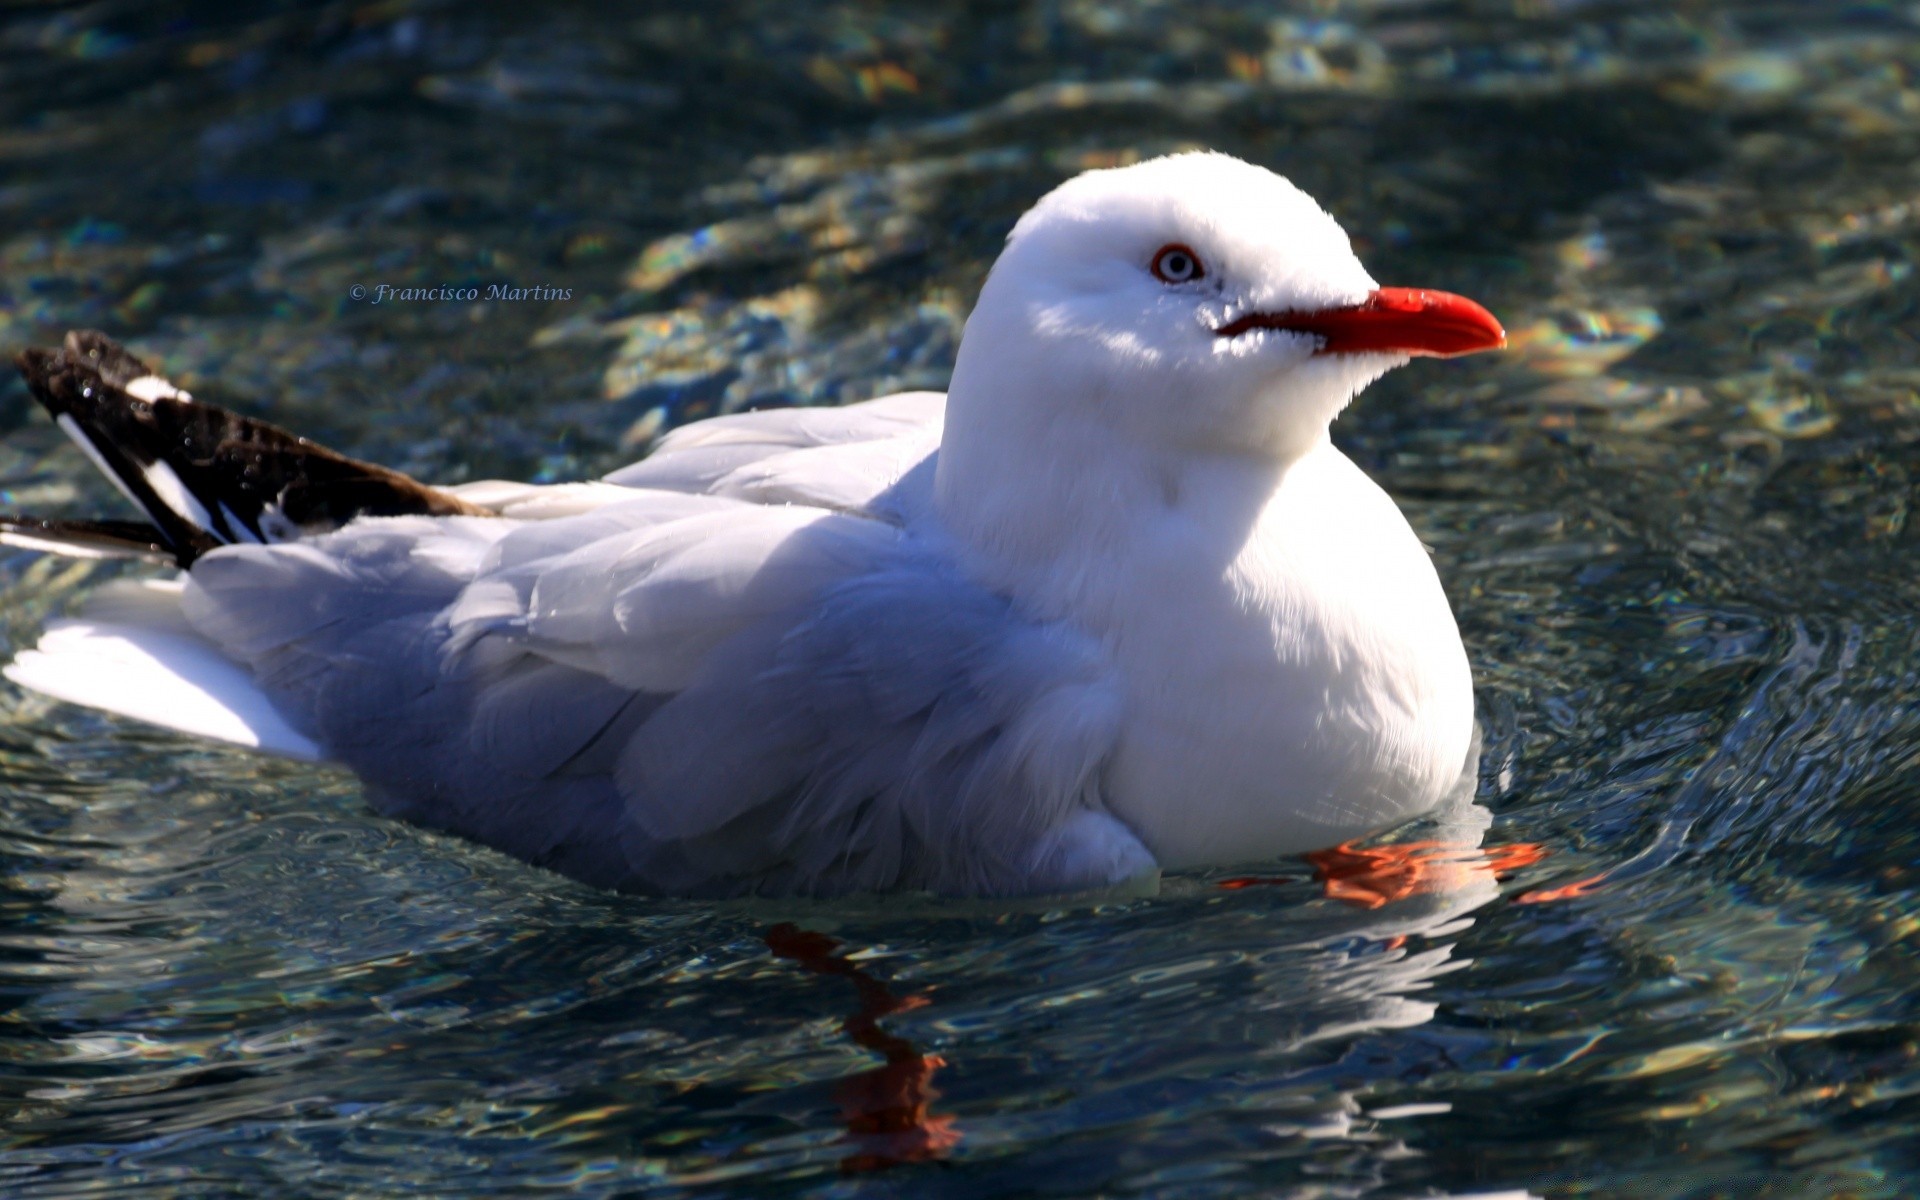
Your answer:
[763,923,959,1174]
[4,0,1920,1195]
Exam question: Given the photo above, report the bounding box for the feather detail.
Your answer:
[0,515,172,561]
[14,330,488,566]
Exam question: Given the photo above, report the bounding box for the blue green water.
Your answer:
[2,1,1918,1195]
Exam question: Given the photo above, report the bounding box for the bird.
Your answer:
[0,151,1505,898]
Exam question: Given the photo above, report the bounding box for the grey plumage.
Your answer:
[179,476,1146,897]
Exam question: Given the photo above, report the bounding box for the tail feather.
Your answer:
[3,579,323,759]
[12,330,487,567]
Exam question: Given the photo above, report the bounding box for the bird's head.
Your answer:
[948,152,1503,463]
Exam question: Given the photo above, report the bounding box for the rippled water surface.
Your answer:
[3,1,1919,1195]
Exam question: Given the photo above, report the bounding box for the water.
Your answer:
[2,1,1918,1195]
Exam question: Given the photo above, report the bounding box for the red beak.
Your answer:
[1214,287,1506,358]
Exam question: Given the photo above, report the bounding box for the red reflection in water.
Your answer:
[764,923,960,1173]
[1220,840,1551,908]
[1514,871,1610,904]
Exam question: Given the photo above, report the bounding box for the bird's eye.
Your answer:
[1150,243,1204,284]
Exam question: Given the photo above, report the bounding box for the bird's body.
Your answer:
[1,153,1502,897]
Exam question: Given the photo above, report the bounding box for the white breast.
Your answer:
[1099,442,1475,867]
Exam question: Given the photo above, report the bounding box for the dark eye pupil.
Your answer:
[1152,245,1203,283]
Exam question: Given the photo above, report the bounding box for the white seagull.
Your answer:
[0,152,1504,898]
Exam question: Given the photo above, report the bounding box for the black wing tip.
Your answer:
[14,345,76,417]
[64,329,159,390]
[10,329,489,567]
[15,329,160,407]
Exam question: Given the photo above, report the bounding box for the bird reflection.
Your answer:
[1311,839,1547,908]
[764,923,960,1173]
[1217,840,1547,907]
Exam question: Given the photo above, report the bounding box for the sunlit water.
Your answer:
[2,2,1918,1195]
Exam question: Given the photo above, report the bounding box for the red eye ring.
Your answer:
[1150,243,1205,284]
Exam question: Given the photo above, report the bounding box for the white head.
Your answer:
[939,152,1502,470]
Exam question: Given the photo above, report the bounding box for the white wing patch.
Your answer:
[54,414,146,514]
[0,529,126,559]
[140,460,216,532]
[122,375,191,402]
[218,502,265,543]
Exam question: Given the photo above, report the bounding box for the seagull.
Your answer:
[0,152,1504,898]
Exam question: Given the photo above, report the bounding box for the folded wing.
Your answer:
[179,492,1146,896]
[599,391,944,520]
[445,392,944,524]
[4,334,1146,896]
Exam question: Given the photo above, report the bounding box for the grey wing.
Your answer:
[180,491,1152,897]
[444,392,944,525]
[599,391,944,519]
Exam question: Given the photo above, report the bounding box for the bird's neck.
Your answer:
[933,396,1320,622]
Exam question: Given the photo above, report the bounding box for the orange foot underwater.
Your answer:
[1220,840,1551,909]
[765,923,961,1174]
